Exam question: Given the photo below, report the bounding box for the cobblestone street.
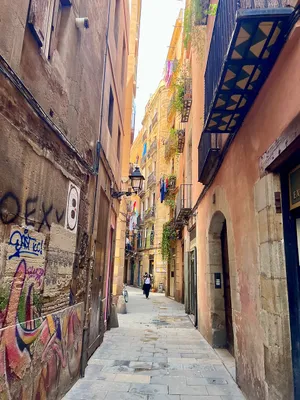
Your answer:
[64,287,245,400]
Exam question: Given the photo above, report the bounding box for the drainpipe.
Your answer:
[81,0,113,376]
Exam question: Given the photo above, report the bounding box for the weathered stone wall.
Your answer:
[0,0,129,396]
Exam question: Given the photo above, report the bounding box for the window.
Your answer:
[108,88,114,136]
[114,0,120,45]
[117,127,121,160]
[28,0,56,55]
[121,37,126,86]
[28,0,71,59]
[152,192,156,206]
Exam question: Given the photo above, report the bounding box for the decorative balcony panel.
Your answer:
[203,0,293,134]
[177,129,185,153]
[147,171,156,188]
[198,132,220,184]
[181,78,192,123]
[175,184,192,223]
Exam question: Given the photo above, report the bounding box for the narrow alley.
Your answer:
[64,287,245,400]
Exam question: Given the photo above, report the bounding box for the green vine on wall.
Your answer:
[161,222,177,261]
[165,195,176,210]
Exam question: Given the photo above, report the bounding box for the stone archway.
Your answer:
[207,211,234,355]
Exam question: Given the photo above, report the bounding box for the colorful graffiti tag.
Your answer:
[0,260,83,399]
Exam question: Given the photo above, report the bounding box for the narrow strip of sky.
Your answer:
[134,0,184,138]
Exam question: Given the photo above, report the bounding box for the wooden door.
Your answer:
[221,221,234,356]
[88,190,109,357]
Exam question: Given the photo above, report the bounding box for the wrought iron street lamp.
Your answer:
[111,167,145,199]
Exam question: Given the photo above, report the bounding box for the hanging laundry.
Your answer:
[160,178,165,203]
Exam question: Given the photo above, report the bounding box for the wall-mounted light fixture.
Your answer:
[75,17,89,29]
[111,167,145,199]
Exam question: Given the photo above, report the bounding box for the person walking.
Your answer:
[143,273,151,299]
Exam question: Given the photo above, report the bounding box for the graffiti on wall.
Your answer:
[0,260,83,399]
[8,228,44,260]
[0,191,65,231]
[0,226,46,328]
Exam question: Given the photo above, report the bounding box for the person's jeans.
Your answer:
[144,284,151,298]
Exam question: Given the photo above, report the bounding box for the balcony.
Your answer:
[181,78,192,123]
[177,129,185,153]
[148,140,157,157]
[175,184,192,224]
[143,131,147,142]
[198,132,221,185]
[203,0,293,135]
[145,206,156,221]
[125,234,136,255]
[147,171,156,188]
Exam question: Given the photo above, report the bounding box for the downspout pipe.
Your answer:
[81,0,112,376]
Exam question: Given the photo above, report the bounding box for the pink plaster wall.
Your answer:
[195,23,300,399]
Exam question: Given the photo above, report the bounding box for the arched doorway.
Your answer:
[208,211,234,356]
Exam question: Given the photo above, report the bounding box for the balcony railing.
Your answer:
[175,184,192,223]
[149,140,157,156]
[177,129,185,153]
[198,132,220,185]
[147,171,156,188]
[143,131,147,142]
[125,234,137,254]
[203,0,292,134]
[145,206,156,221]
[181,78,192,123]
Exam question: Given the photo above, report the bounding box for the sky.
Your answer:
[134,0,184,138]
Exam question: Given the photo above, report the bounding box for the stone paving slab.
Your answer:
[63,287,246,400]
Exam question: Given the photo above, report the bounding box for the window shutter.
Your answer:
[28,0,52,47]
